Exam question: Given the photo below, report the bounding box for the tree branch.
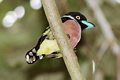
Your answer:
[85,0,120,79]
[41,0,85,80]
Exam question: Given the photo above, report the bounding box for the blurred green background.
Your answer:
[0,0,120,80]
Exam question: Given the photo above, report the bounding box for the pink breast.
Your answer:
[62,20,81,48]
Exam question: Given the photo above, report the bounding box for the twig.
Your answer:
[41,0,85,80]
[97,41,109,60]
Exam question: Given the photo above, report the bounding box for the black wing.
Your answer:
[25,27,50,64]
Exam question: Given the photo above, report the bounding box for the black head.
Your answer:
[62,12,95,30]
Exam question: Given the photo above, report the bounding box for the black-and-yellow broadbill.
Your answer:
[25,12,95,64]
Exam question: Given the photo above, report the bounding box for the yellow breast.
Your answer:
[37,39,60,56]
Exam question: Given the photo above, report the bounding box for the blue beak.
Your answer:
[81,20,95,29]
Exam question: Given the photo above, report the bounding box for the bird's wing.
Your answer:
[25,27,51,64]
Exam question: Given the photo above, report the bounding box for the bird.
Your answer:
[25,12,95,64]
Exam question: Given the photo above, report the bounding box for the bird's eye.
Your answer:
[76,16,80,20]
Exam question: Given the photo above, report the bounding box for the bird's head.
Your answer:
[62,12,95,30]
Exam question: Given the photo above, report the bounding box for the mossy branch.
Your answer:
[41,0,85,80]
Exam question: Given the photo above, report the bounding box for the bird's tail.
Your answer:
[25,48,39,64]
